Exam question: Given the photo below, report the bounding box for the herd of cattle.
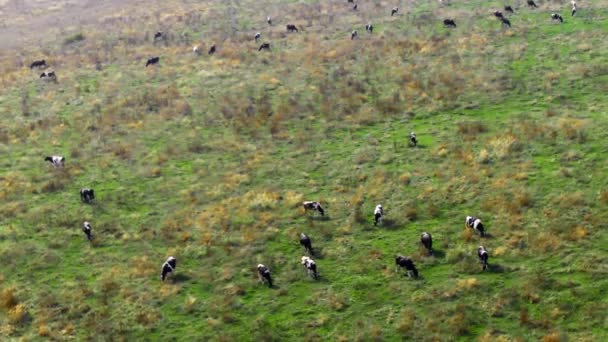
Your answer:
[27,0,579,82]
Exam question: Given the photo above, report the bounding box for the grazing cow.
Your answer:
[391,7,399,16]
[504,5,514,13]
[395,255,419,278]
[301,256,318,279]
[527,0,538,8]
[478,246,489,270]
[258,43,271,51]
[465,216,485,237]
[40,71,57,82]
[373,204,384,226]
[286,24,298,33]
[353,4,358,11]
[303,201,324,216]
[83,221,93,242]
[193,45,200,55]
[351,30,358,40]
[501,17,512,27]
[254,32,261,41]
[44,155,64,168]
[365,23,373,33]
[494,11,504,19]
[30,59,47,69]
[80,188,95,204]
[444,19,457,28]
[145,57,160,67]
[409,132,418,147]
[300,233,314,255]
[421,232,433,255]
[154,31,163,40]
[161,256,177,281]
[551,13,564,23]
[571,1,576,16]
[208,45,217,55]
[267,16,272,25]
[257,264,273,287]
[348,0,354,2]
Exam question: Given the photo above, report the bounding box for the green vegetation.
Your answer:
[1,0,607,340]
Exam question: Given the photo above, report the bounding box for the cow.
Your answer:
[301,256,318,279]
[258,43,271,51]
[395,255,419,278]
[154,31,163,40]
[351,30,358,40]
[409,132,418,147]
[80,188,95,204]
[501,17,512,27]
[161,256,177,281]
[40,71,57,82]
[257,264,273,287]
[44,155,64,168]
[571,1,577,16]
[504,5,514,13]
[30,60,47,69]
[444,19,457,28]
[267,16,272,25]
[254,32,261,42]
[527,0,538,8]
[365,23,373,33]
[286,24,298,33]
[193,45,200,55]
[478,246,489,270]
[465,216,485,237]
[300,233,314,255]
[353,4,358,11]
[145,57,160,67]
[551,13,564,23]
[303,201,324,216]
[494,11,504,19]
[421,232,433,255]
[373,204,384,226]
[83,221,93,242]
[391,7,399,16]
[208,45,217,55]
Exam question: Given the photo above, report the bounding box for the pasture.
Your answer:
[1,0,607,340]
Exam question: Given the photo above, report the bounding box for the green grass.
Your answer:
[1,0,608,340]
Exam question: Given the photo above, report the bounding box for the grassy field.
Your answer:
[1,0,608,340]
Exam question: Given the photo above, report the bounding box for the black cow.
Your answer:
[301,256,318,279]
[395,255,419,278]
[501,17,512,27]
[527,0,538,8]
[44,155,64,168]
[258,43,271,51]
[478,246,489,270]
[208,45,217,55]
[161,256,177,281]
[80,188,95,203]
[154,31,163,40]
[353,4,358,10]
[286,24,298,32]
[351,30,358,40]
[30,60,47,69]
[257,264,273,287]
[303,201,324,216]
[444,19,457,28]
[146,57,160,67]
[421,232,433,255]
[83,221,93,242]
[551,13,564,23]
[365,23,374,33]
[409,132,418,146]
[504,5,514,13]
[391,7,399,16]
[494,11,504,19]
[300,233,314,255]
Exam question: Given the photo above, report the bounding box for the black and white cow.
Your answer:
[80,188,95,204]
[395,255,419,278]
[409,132,418,146]
[83,221,93,242]
[391,7,399,16]
[40,71,57,82]
[478,246,489,270]
[351,30,358,40]
[161,256,177,281]
[254,32,261,42]
[193,45,200,55]
[374,204,384,226]
[258,43,271,51]
[146,57,160,67]
[303,201,324,216]
[208,45,217,55]
[300,233,314,255]
[571,1,577,16]
[365,23,373,33]
[301,256,318,279]
[257,264,273,287]
[44,155,64,168]
[444,19,457,28]
[527,0,538,8]
[501,17,512,27]
[421,232,433,255]
[30,59,47,69]
[286,24,298,33]
[551,13,564,23]
[154,31,163,40]
[465,216,485,237]
[267,16,272,25]
[504,5,514,13]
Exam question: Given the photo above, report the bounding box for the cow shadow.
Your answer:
[172,274,191,283]
[378,219,399,230]
[487,264,506,273]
